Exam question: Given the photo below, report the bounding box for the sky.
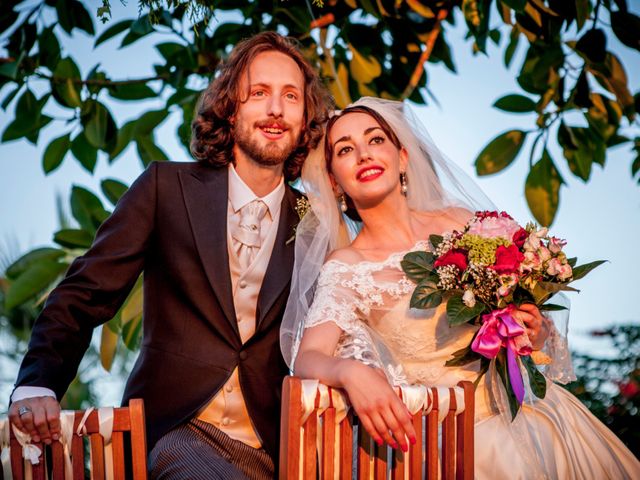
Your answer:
[0,2,639,405]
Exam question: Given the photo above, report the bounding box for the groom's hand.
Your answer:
[9,396,61,445]
[341,361,416,451]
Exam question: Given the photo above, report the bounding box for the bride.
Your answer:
[280,97,640,478]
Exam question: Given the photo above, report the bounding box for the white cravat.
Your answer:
[232,200,268,271]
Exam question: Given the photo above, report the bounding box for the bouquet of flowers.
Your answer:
[401,211,604,419]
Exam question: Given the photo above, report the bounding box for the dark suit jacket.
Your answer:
[14,161,299,461]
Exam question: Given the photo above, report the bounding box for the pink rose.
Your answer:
[434,248,468,272]
[468,216,522,241]
[493,244,524,274]
[512,228,528,248]
[558,263,573,281]
[520,251,541,273]
[548,236,567,254]
[538,246,551,262]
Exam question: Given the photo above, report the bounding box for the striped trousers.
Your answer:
[149,419,274,480]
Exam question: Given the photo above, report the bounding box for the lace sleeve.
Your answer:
[540,294,576,384]
[293,261,386,372]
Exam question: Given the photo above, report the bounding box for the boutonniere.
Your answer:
[286,196,311,245]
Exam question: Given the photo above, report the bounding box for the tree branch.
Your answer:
[401,9,449,101]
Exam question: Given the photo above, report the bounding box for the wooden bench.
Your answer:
[4,398,147,480]
[279,377,474,479]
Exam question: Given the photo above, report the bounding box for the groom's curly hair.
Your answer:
[190,31,332,181]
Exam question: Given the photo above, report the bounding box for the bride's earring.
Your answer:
[338,194,348,213]
[400,171,408,196]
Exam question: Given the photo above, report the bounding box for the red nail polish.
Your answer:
[410,436,417,445]
[402,444,408,453]
[375,438,383,446]
[391,442,398,449]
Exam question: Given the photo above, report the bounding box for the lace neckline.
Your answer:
[325,239,431,269]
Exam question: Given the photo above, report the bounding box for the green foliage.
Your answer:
[565,324,640,457]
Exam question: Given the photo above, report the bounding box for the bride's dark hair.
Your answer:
[324,105,404,221]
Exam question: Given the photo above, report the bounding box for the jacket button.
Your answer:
[239,280,247,289]
[239,351,248,360]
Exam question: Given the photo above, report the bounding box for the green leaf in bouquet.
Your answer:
[495,351,521,421]
[474,357,491,388]
[522,355,547,399]
[571,260,606,281]
[410,279,443,309]
[429,234,444,250]
[538,303,568,312]
[566,257,577,267]
[446,294,485,326]
[532,281,579,304]
[401,251,435,283]
[445,345,481,367]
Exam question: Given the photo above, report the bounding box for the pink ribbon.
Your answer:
[471,305,532,404]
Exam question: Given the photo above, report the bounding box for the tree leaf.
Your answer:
[504,29,521,68]
[493,94,536,113]
[576,28,607,64]
[5,248,66,280]
[53,228,93,249]
[95,19,134,47]
[502,0,526,12]
[571,260,606,281]
[70,185,110,233]
[43,133,71,174]
[4,260,68,310]
[401,251,435,283]
[2,89,39,141]
[100,322,119,371]
[70,133,98,173]
[475,130,527,176]
[610,11,640,52]
[101,178,129,206]
[109,83,156,100]
[52,57,82,108]
[575,0,590,31]
[446,293,485,326]
[83,101,117,149]
[525,149,564,227]
[136,135,169,166]
[349,45,382,85]
[134,109,168,135]
[522,355,547,399]
[109,120,135,162]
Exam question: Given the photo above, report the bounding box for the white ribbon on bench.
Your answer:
[10,423,41,480]
[1,418,13,480]
[297,381,468,479]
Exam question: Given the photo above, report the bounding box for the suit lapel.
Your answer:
[179,166,241,343]
[256,186,299,330]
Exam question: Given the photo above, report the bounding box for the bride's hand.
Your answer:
[514,304,549,350]
[339,360,416,451]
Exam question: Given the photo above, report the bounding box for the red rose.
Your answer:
[619,381,640,399]
[512,228,528,248]
[434,249,468,272]
[493,244,524,274]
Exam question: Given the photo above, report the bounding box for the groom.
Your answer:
[9,32,331,479]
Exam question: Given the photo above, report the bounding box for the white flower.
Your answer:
[462,289,476,308]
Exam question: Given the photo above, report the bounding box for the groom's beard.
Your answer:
[233,121,299,167]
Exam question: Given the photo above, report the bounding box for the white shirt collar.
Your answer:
[228,163,285,217]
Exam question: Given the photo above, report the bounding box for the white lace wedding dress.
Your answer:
[298,240,640,480]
